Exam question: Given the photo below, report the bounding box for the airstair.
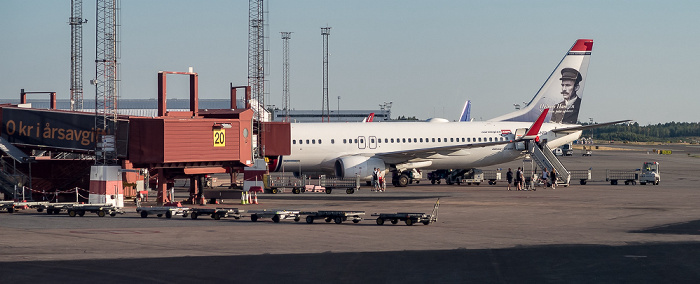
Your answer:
[528,142,570,186]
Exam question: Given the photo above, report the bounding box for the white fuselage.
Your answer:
[279,120,581,176]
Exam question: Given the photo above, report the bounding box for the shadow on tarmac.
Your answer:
[632,219,700,235]
[2,242,700,283]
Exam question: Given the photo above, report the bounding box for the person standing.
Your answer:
[379,169,386,192]
[515,167,523,191]
[541,168,549,188]
[506,168,513,191]
[550,168,557,189]
[372,168,379,191]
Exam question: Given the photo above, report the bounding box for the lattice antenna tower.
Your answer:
[321,27,331,122]
[281,32,292,122]
[94,0,120,165]
[70,0,87,111]
[248,0,265,158]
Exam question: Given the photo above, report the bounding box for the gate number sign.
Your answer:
[213,129,225,147]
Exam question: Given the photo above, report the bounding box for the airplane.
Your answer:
[269,39,625,187]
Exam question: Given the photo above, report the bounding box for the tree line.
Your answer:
[583,122,700,143]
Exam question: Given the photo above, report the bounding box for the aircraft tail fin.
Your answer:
[362,113,375,123]
[489,39,593,125]
[459,100,471,122]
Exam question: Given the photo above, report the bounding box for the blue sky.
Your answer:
[1,0,698,125]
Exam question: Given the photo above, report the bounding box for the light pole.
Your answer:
[589,118,594,142]
[337,96,341,121]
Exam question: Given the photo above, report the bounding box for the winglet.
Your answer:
[523,109,549,139]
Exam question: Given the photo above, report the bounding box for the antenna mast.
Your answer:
[321,27,331,122]
[70,0,87,111]
[94,0,120,164]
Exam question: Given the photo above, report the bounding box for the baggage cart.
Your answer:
[42,202,80,215]
[66,204,125,217]
[303,210,365,224]
[1,201,49,213]
[372,199,439,226]
[136,206,190,218]
[606,170,639,185]
[249,209,301,222]
[570,169,592,185]
[186,207,244,220]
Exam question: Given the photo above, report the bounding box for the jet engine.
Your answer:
[334,156,386,180]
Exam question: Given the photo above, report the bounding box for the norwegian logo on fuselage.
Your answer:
[501,129,512,135]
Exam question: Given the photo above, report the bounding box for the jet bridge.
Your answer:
[528,141,570,186]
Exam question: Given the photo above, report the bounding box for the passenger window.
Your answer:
[343,139,346,144]
[420,138,423,143]
[360,139,364,144]
[312,140,315,144]
[402,138,406,143]
[319,139,322,144]
[438,138,441,142]
[478,138,481,142]
[354,139,358,143]
[385,139,388,143]
[413,138,417,143]
[450,138,454,142]
[390,138,394,143]
[371,138,375,143]
[432,138,435,142]
[467,138,471,142]
[331,139,334,144]
[306,140,310,144]
[293,140,296,145]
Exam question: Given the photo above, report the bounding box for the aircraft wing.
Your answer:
[550,120,631,133]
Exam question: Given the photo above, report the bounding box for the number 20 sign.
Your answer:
[213,129,226,147]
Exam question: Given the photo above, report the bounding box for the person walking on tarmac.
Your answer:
[506,168,513,191]
[515,167,523,191]
[550,168,557,189]
[541,168,549,188]
[372,168,379,192]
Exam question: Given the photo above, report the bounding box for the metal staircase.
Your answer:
[528,142,570,186]
[0,159,30,200]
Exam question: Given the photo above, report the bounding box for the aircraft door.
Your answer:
[369,136,377,149]
[357,136,366,149]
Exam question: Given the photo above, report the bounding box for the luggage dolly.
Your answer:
[372,198,439,226]
[1,201,49,213]
[66,204,125,217]
[303,210,365,224]
[186,208,244,220]
[249,209,301,223]
[43,202,80,215]
[137,206,190,218]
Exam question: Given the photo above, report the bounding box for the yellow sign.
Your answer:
[213,129,225,147]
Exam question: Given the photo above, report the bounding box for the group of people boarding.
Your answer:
[506,167,558,191]
[372,168,386,192]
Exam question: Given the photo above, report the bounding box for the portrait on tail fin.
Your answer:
[550,67,582,124]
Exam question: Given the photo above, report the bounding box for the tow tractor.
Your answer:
[639,162,661,185]
[136,206,190,218]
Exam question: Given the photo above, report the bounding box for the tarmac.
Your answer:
[2,144,700,283]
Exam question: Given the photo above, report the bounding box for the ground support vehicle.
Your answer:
[43,202,80,215]
[137,206,190,218]
[249,209,301,222]
[186,207,244,220]
[264,174,361,194]
[263,173,304,194]
[303,210,365,224]
[66,204,124,217]
[639,162,661,185]
[483,170,502,185]
[373,199,439,226]
[427,169,451,184]
[457,169,485,185]
[1,201,49,213]
[320,176,361,194]
[570,169,592,185]
[372,212,437,226]
[606,170,639,185]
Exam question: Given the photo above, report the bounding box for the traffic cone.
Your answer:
[241,192,246,205]
[247,191,252,204]
[253,192,259,204]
